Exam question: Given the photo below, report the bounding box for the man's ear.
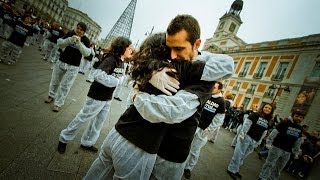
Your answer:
[194,39,201,50]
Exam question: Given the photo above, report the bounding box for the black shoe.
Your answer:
[183,169,191,179]
[57,141,67,154]
[80,145,98,152]
[227,170,237,180]
[113,97,122,101]
[208,139,214,143]
[235,172,242,179]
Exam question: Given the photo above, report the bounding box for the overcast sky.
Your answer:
[68,0,320,48]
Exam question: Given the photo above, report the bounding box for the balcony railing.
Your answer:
[271,74,284,81]
[253,72,263,79]
[246,89,255,94]
[238,71,246,77]
[232,86,240,91]
[263,92,274,98]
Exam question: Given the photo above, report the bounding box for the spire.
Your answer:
[102,0,137,48]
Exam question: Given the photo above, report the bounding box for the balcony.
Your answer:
[271,74,284,81]
[263,92,274,98]
[246,89,255,94]
[238,71,247,77]
[253,72,263,79]
[232,86,240,91]
[304,76,320,85]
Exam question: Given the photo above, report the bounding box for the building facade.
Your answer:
[61,7,101,44]
[13,0,68,23]
[203,0,320,130]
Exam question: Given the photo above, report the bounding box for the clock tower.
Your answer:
[203,0,246,52]
[215,0,243,37]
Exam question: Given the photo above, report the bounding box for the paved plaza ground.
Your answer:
[0,38,318,179]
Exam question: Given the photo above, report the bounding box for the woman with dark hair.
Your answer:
[227,103,274,179]
[84,32,234,179]
[57,36,133,154]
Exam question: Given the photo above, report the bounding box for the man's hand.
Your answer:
[149,67,180,96]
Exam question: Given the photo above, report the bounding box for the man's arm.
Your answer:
[197,51,234,81]
[57,36,74,49]
[149,51,234,95]
[133,90,200,124]
[207,113,225,132]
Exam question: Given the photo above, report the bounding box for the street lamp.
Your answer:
[270,84,290,103]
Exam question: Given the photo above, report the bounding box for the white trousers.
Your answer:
[184,127,208,171]
[84,128,157,180]
[259,146,291,180]
[0,41,22,64]
[79,58,91,73]
[152,155,186,180]
[228,135,257,173]
[59,97,111,146]
[48,60,79,107]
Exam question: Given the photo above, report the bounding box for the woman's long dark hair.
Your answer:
[130,33,177,90]
[106,36,132,58]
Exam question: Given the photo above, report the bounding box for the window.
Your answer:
[243,97,251,110]
[239,62,251,77]
[232,94,236,100]
[254,62,267,78]
[264,87,276,97]
[233,82,241,91]
[223,80,229,88]
[310,62,320,77]
[247,84,256,94]
[272,62,289,80]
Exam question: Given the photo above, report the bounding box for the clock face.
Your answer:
[229,22,236,33]
[218,21,225,29]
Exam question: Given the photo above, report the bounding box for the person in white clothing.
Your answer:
[183,81,226,179]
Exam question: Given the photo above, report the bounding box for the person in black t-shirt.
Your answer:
[57,37,133,154]
[184,81,226,179]
[44,22,91,112]
[259,109,305,180]
[227,103,274,180]
[0,15,33,65]
[42,22,64,63]
[86,49,101,83]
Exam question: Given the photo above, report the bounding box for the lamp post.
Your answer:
[270,84,290,103]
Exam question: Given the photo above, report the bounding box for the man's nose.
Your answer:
[170,50,177,59]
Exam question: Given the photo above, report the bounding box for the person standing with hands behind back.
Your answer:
[227,103,274,180]
[44,22,91,112]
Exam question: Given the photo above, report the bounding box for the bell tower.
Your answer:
[203,0,246,52]
[214,0,243,37]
